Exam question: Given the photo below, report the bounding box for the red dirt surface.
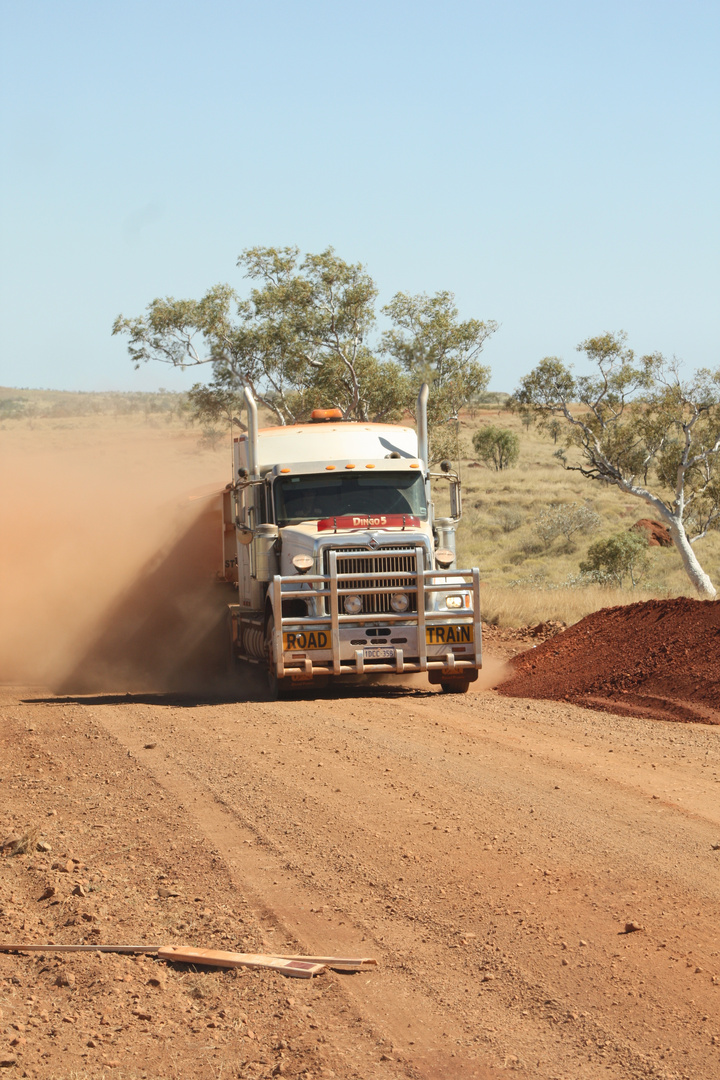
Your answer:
[499,597,720,725]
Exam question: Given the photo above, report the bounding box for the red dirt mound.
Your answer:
[499,597,720,725]
[631,518,673,547]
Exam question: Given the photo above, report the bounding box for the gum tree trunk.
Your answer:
[666,518,717,600]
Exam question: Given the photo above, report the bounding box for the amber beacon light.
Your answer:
[311,408,343,422]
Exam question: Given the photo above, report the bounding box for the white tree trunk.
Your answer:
[666,518,717,599]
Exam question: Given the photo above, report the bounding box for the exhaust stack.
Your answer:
[244,386,259,477]
[416,383,429,467]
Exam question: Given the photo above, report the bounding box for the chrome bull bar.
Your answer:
[269,546,482,679]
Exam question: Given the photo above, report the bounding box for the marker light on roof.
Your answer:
[345,464,355,469]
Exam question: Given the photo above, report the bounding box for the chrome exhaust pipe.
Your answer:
[243,386,259,477]
[416,382,429,467]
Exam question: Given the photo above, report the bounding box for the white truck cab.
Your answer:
[221,385,481,696]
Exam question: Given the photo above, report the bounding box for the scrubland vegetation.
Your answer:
[449,408,720,625]
[0,386,187,424]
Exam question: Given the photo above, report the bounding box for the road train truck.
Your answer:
[220,384,481,696]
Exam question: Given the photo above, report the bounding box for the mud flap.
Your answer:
[428,668,479,686]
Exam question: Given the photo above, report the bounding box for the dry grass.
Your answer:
[479,583,653,628]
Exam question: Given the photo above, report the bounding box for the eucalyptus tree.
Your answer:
[513,332,720,598]
[113,247,496,436]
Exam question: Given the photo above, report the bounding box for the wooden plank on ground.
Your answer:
[157,946,326,978]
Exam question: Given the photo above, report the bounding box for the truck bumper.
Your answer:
[269,559,482,683]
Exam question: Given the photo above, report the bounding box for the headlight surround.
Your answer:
[390,592,410,613]
[445,595,463,609]
[343,594,363,615]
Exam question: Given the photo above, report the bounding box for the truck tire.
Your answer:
[440,679,469,694]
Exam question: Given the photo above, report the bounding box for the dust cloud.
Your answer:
[0,422,231,694]
[470,654,511,690]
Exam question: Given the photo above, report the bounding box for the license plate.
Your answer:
[425,624,474,645]
[363,646,394,659]
[282,630,329,651]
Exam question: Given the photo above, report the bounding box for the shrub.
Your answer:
[497,509,523,533]
[472,426,520,471]
[579,530,651,588]
[535,502,602,550]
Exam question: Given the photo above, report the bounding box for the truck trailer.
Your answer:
[221,384,481,697]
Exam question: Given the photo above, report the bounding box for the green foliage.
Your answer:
[428,425,467,467]
[381,291,495,428]
[113,248,496,437]
[472,425,520,470]
[535,502,602,550]
[580,530,651,588]
[186,383,244,428]
[513,331,720,597]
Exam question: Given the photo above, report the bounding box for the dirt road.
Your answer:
[3,677,720,1080]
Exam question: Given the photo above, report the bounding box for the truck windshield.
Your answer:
[273,472,427,526]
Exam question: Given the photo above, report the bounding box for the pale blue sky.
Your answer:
[1,0,718,393]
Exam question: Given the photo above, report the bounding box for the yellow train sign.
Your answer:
[425,624,474,645]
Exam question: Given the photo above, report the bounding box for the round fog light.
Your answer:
[343,594,363,615]
[390,592,410,613]
[435,548,454,569]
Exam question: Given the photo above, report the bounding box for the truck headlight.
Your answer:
[343,595,363,615]
[446,595,463,609]
[390,593,410,613]
[292,554,313,574]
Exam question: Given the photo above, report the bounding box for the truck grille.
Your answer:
[325,546,418,614]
